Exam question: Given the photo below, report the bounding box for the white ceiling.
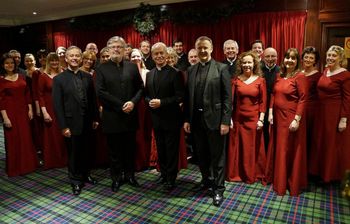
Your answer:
[0,0,195,27]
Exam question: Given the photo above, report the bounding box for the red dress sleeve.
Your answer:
[295,73,307,116]
[340,71,350,118]
[38,74,46,107]
[259,78,267,113]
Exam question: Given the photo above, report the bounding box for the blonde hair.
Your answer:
[45,52,60,74]
[327,45,348,68]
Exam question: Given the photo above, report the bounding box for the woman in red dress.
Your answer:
[0,53,37,176]
[24,53,44,159]
[309,45,350,182]
[300,47,321,156]
[130,48,153,170]
[80,50,109,168]
[38,52,67,169]
[226,51,267,184]
[265,48,308,196]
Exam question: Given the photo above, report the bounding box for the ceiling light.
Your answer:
[33,12,37,15]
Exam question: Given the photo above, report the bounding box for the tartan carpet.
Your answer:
[0,128,349,223]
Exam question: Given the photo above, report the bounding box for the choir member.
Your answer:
[38,52,67,169]
[309,45,350,182]
[226,51,267,183]
[130,48,153,171]
[0,53,37,176]
[265,48,308,196]
[300,47,321,154]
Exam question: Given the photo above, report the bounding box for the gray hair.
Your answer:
[107,36,126,48]
[223,39,239,50]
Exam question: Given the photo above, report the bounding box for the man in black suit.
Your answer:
[95,36,143,192]
[52,46,99,195]
[140,40,155,70]
[183,36,232,206]
[173,39,190,71]
[222,39,239,77]
[144,42,185,191]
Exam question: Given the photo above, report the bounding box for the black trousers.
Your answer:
[65,132,92,185]
[154,129,180,183]
[106,132,136,181]
[192,111,226,194]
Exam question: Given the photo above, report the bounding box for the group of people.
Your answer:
[0,35,349,207]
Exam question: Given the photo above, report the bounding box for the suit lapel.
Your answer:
[204,60,218,93]
[189,64,199,102]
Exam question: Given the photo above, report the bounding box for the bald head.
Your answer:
[263,47,277,67]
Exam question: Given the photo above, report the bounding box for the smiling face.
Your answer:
[283,51,298,72]
[130,49,142,64]
[224,43,238,60]
[263,48,277,67]
[65,48,82,70]
[109,41,125,63]
[196,39,213,63]
[3,57,15,74]
[173,42,184,55]
[152,45,167,67]
[82,56,94,70]
[326,50,341,70]
[252,42,263,57]
[302,53,316,69]
[49,58,59,71]
[241,55,254,74]
[24,55,36,69]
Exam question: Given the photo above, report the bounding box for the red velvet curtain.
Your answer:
[53,11,307,63]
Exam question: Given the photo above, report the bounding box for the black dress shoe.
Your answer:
[85,176,98,185]
[71,184,82,195]
[111,181,121,192]
[127,177,140,187]
[192,182,211,192]
[164,181,176,191]
[155,176,166,184]
[212,193,224,207]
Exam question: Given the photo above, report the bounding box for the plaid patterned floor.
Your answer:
[0,128,349,223]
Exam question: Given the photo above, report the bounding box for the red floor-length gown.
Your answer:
[134,97,153,171]
[309,68,350,182]
[265,72,308,196]
[38,73,67,169]
[0,75,37,176]
[303,71,321,155]
[30,70,44,153]
[226,77,267,183]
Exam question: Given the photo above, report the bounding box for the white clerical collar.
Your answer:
[226,57,237,65]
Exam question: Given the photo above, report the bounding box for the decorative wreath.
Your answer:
[133,3,160,36]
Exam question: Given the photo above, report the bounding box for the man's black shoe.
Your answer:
[85,176,98,185]
[111,181,121,192]
[212,193,224,206]
[127,177,140,187]
[71,184,83,195]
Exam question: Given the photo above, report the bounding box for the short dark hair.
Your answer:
[251,39,264,49]
[0,53,15,75]
[37,49,48,58]
[280,48,300,77]
[302,46,320,65]
[172,39,183,46]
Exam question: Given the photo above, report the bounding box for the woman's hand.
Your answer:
[43,112,52,123]
[338,119,347,132]
[257,120,264,130]
[289,119,299,132]
[3,118,12,128]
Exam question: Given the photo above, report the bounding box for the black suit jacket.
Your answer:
[176,53,190,71]
[184,59,232,130]
[52,69,98,135]
[145,65,184,131]
[95,60,143,133]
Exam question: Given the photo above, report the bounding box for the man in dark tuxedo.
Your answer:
[262,47,280,152]
[95,36,143,193]
[173,39,190,71]
[183,36,232,206]
[140,40,155,70]
[52,46,99,195]
[222,39,239,77]
[144,42,185,191]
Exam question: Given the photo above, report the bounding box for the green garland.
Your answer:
[68,1,255,34]
[133,3,161,36]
